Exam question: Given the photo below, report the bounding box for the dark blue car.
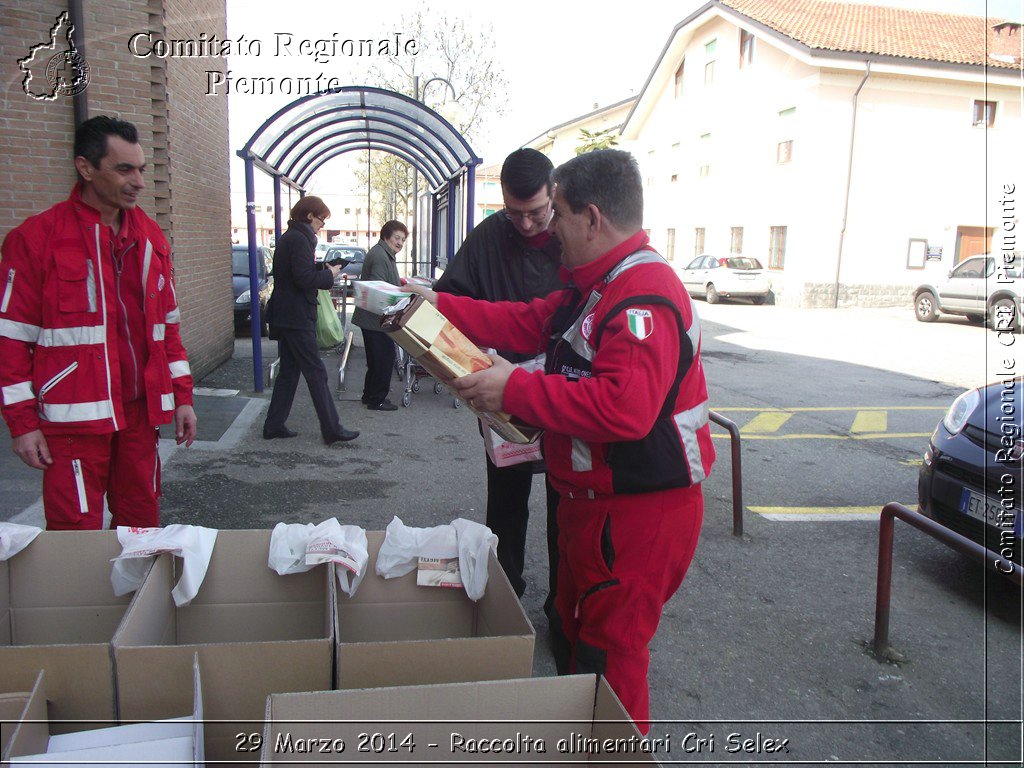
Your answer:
[232,244,273,336]
[919,379,1023,565]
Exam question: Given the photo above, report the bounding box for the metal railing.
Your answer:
[709,410,744,537]
[871,501,1023,662]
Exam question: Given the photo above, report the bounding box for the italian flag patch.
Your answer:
[626,308,653,340]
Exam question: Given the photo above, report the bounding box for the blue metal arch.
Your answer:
[294,139,444,190]
[282,118,452,184]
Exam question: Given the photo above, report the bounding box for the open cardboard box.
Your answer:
[112,529,334,764]
[2,661,203,767]
[382,295,541,444]
[260,674,659,766]
[0,531,140,731]
[334,531,535,690]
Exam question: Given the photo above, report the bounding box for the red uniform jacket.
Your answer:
[0,185,193,438]
[438,231,715,498]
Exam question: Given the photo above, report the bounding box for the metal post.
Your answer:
[709,410,744,537]
[465,164,476,238]
[272,176,283,244]
[447,179,457,268]
[871,502,1023,662]
[244,158,264,393]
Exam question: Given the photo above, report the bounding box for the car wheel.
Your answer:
[706,284,720,304]
[914,291,938,322]
[989,297,1021,333]
[750,296,766,305]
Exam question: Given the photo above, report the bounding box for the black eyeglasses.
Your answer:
[504,199,552,224]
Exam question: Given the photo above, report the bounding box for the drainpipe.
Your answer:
[68,0,88,126]
[833,61,871,309]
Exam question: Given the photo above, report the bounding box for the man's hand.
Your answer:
[328,263,342,278]
[12,430,52,470]
[174,404,198,447]
[400,283,438,306]
[450,355,515,412]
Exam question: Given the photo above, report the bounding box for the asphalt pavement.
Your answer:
[1,302,1020,765]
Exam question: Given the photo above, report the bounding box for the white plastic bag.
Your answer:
[110,525,218,607]
[0,523,42,561]
[268,519,369,597]
[375,516,439,580]
[452,518,498,601]
[377,516,498,601]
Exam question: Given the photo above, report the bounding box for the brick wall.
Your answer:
[162,0,234,378]
[0,0,232,379]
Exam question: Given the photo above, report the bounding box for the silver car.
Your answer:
[913,254,1022,331]
[678,254,772,304]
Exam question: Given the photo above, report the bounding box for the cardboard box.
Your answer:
[483,423,544,468]
[382,296,541,444]
[352,280,407,315]
[334,531,534,690]
[259,675,659,766]
[3,662,203,767]
[0,531,141,731]
[112,529,334,764]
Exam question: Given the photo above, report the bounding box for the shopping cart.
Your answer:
[395,345,461,409]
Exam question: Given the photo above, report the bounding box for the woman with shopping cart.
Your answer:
[351,220,408,411]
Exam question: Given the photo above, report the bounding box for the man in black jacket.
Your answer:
[434,148,563,604]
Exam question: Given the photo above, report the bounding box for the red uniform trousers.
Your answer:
[41,399,161,530]
[554,484,704,732]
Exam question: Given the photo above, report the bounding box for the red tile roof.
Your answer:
[720,0,1022,69]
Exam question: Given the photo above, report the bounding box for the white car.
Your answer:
[913,254,1022,331]
[678,254,772,304]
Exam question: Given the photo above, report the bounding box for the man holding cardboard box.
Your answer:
[405,149,715,731]
[433,148,563,606]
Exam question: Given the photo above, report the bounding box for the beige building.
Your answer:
[526,96,637,167]
[1,0,232,375]
[621,0,1022,307]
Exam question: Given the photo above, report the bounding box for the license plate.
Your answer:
[738,274,755,280]
[959,488,1019,533]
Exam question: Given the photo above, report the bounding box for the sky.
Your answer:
[223,0,1023,200]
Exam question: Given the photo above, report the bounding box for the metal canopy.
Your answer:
[235,86,481,392]
[239,86,479,193]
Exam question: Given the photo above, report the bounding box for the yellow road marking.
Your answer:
[741,411,793,433]
[750,504,916,521]
[851,410,888,433]
[711,432,930,440]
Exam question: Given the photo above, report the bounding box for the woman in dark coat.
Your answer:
[262,196,359,444]
[351,220,408,411]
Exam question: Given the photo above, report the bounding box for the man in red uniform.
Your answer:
[406,149,714,730]
[0,116,196,530]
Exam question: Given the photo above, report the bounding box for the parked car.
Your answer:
[678,254,772,304]
[913,254,1022,331]
[919,380,1023,564]
[232,244,273,336]
[324,246,367,296]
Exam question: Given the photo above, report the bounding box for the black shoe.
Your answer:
[263,426,298,439]
[367,399,398,412]
[324,428,360,445]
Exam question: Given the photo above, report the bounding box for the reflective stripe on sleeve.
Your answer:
[673,399,710,485]
[40,399,114,423]
[571,437,593,473]
[0,318,42,342]
[37,326,105,347]
[165,308,181,324]
[152,323,166,341]
[169,360,191,378]
[2,381,35,405]
[160,393,175,411]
